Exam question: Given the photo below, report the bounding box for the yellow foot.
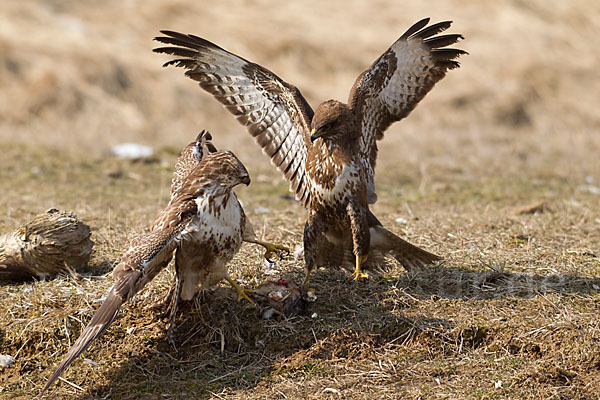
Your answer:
[253,240,290,261]
[235,287,255,304]
[302,270,315,293]
[347,254,369,282]
[225,277,255,305]
[347,269,369,282]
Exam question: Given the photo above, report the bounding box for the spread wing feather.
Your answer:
[348,18,466,183]
[154,32,314,207]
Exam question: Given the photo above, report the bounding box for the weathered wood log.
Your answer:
[0,209,93,281]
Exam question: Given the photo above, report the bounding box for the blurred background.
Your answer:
[1,0,598,182]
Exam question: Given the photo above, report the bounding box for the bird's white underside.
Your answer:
[177,192,244,300]
[311,162,359,206]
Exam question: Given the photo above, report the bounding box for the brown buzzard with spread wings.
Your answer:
[154,18,466,286]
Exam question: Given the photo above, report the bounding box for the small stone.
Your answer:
[110,143,154,160]
[0,355,15,368]
[578,184,600,195]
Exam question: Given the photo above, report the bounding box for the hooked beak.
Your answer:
[310,128,323,143]
[242,175,251,186]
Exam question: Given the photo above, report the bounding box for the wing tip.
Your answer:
[400,17,431,40]
[154,31,226,54]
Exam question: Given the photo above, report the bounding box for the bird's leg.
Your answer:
[302,269,312,293]
[302,213,325,293]
[244,238,290,262]
[242,218,289,261]
[346,200,370,283]
[348,253,369,282]
[149,254,178,317]
[225,276,255,305]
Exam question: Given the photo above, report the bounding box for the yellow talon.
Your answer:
[225,277,255,305]
[348,255,369,282]
[254,240,290,261]
[348,269,369,282]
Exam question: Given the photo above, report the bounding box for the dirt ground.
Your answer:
[1,1,599,399]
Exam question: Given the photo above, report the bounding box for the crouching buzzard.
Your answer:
[154,18,466,288]
[158,131,287,333]
[41,132,286,394]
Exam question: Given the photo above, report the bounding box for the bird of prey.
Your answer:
[157,131,288,333]
[154,18,466,288]
[41,133,283,394]
[169,131,288,265]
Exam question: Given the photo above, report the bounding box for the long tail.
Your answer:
[40,289,125,396]
[370,225,441,271]
[314,212,441,274]
[39,255,150,395]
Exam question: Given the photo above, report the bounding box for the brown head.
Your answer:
[199,150,251,188]
[310,100,356,144]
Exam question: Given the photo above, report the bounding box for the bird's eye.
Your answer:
[321,122,333,131]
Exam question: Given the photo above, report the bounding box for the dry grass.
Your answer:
[1,0,600,399]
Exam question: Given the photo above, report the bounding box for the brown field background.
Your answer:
[1,0,599,399]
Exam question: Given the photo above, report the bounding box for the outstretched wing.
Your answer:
[154,32,314,206]
[349,18,466,176]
